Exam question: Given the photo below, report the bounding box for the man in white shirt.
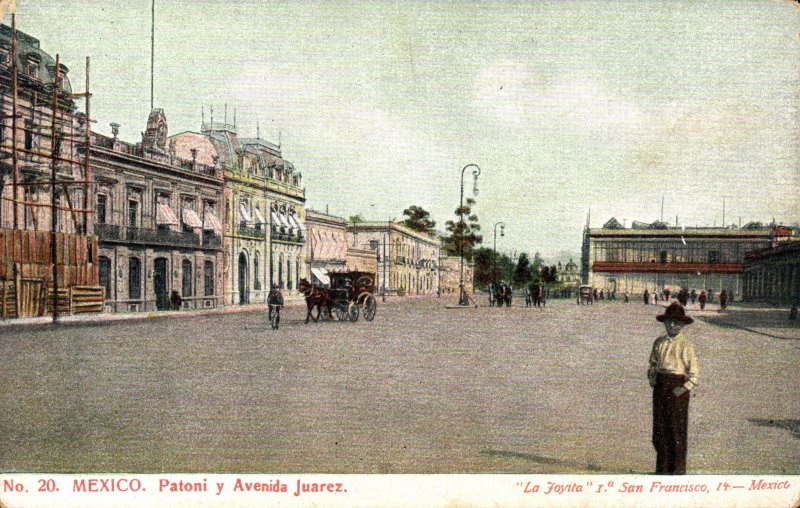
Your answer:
[648,302,699,474]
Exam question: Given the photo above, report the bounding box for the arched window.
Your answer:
[254,252,261,290]
[204,261,214,296]
[98,256,111,300]
[128,257,141,299]
[295,259,300,289]
[287,257,292,290]
[182,259,192,297]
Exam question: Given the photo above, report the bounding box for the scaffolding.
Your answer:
[0,14,101,321]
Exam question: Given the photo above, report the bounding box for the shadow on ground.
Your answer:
[697,309,800,340]
[748,419,800,439]
[480,449,604,472]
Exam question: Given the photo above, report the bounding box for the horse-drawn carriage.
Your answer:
[577,285,593,305]
[299,271,377,323]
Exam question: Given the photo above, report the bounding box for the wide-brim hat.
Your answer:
[656,302,694,324]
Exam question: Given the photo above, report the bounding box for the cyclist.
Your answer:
[268,284,284,329]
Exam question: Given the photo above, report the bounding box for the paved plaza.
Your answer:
[0,297,797,474]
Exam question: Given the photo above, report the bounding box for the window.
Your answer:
[96,194,107,224]
[27,62,38,80]
[708,250,720,264]
[253,253,261,290]
[128,200,138,227]
[182,259,192,297]
[0,49,9,67]
[287,257,292,290]
[128,257,141,299]
[98,256,111,300]
[660,250,668,263]
[278,255,283,289]
[295,259,300,289]
[204,261,214,296]
[24,119,33,150]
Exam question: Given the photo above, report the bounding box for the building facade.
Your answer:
[348,222,440,296]
[90,109,225,312]
[0,25,101,318]
[305,209,376,285]
[582,218,778,298]
[439,255,474,295]
[170,120,306,304]
[742,238,800,304]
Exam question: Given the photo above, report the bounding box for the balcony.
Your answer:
[238,225,265,239]
[95,223,221,250]
[591,261,745,274]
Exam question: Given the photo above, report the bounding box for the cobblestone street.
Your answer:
[1,297,798,474]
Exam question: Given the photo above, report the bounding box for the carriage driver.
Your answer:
[268,284,284,325]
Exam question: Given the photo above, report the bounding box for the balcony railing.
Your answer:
[95,223,222,250]
[239,225,265,239]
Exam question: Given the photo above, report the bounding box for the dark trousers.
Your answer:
[653,373,690,474]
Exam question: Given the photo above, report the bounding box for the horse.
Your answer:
[298,278,333,323]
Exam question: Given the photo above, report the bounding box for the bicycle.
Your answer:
[269,304,281,330]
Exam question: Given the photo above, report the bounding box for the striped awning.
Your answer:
[203,209,223,233]
[239,204,252,223]
[288,213,305,232]
[253,207,267,225]
[182,208,203,228]
[156,203,179,226]
[310,267,330,286]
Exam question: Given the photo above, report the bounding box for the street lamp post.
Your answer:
[493,221,506,283]
[458,163,481,306]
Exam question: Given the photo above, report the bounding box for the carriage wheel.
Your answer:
[362,294,376,321]
[334,305,348,321]
[348,302,359,322]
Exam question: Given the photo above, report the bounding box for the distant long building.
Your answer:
[581,218,791,298]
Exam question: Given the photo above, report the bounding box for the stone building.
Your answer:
[438,255,474,295]
[348,221,440,296]
[0,24,100,317]
[742,234,800,304]
[169,119,306,304]
[559,258,580,290]
[90,109,225,312]
[305,209,375,285]
[582,218,778,298]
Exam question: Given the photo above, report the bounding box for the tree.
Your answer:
[348,214,364,225]
[531,252,544,281]
[513,252,532,286]
[541,265,558,285]
[441,198,482,261]
[402,205,436,235]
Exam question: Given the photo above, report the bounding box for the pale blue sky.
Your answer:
[9,0,800,258]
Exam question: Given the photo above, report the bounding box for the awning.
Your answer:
[253,207,267,225]
[270,211,281,228]
[156,203,179,226]
[203,209,223,233]
[278,212,291,229]
[288,214,305,232]
[182,208,203,228]
[239,204,252,223]
[310,267,330,286]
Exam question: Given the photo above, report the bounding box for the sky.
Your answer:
[7,0,800,260]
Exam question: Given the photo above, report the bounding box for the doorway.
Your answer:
[154,257,168,310]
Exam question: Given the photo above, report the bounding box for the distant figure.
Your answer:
[698,291,707,310]
[652,292,657,305]
[677,289,688,307]
[539,285,545,307]
[593,288,598,301]
[170,290,182,311]
[524,283,532,307]
[664,289,671,301]
[643,289,650,305]
[623,292,629,303]
[268,284,284,326]
[789,304,797,322]
[719,290,728,311]
[610,290,616,301]
[689,290,697,304]
[599,289,605,301]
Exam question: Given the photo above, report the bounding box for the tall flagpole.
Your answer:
[151,0,155,110]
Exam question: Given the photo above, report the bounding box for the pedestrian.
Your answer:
[599,289,605,301]
[170,290,182,311]
[719,290,727,311]
[623,292,629,303]
[664,288,670,301]
[268,284,284,327]
[648,302,699,475]
[539,285,546,307]
[789,304,798,321]
[643,289,650,305]
[689,289,696,304]
[593,288,598,302]
[698,291,706,310]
